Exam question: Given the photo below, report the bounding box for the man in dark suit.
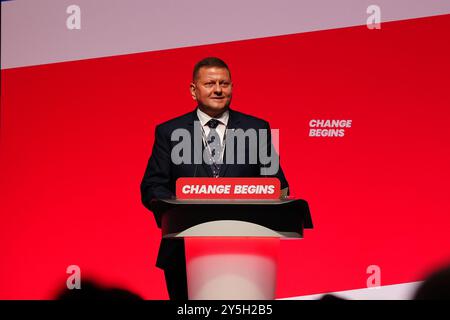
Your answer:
[140,57,289,300]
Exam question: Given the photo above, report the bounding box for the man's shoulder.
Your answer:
[156,110,194,132]
[231,109,269,128]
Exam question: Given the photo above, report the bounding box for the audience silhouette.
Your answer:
[56,279,142,300]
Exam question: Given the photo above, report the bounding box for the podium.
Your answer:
[150,199,313,300]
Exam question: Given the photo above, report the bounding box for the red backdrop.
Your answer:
[1,14,450,299]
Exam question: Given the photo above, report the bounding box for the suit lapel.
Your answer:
[187,108,214,177]
[219,108,241,177]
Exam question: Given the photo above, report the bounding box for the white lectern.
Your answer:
[151,199,313,300]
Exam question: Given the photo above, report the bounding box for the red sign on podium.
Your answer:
[176,177,280,199]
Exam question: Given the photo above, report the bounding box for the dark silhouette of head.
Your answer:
[56,279,142,300]
[413,264,450,300]
[319,293,347,301]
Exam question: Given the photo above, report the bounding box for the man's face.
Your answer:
[190,67,233,117]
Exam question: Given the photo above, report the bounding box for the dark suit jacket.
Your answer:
[140,107,289,269]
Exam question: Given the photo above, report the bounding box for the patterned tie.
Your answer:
[206,119,222,177]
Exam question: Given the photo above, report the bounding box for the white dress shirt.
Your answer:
[196,107,288,196]
[196,108,229,161]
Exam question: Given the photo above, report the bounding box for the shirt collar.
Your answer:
[196,107,229,127]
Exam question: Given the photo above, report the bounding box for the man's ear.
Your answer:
[190,82,197,101]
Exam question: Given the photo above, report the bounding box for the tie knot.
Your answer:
[206,119,220,129]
